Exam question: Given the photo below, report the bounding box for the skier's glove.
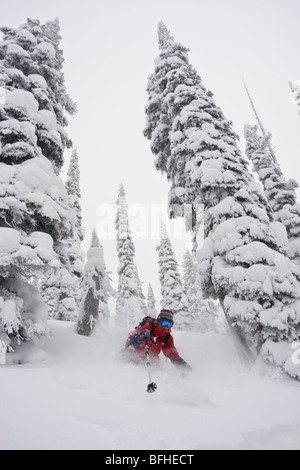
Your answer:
[130,330,151,346]
[137,330,151,344]
[175,358,192,371]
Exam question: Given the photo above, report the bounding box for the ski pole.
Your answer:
[145,339,157,393]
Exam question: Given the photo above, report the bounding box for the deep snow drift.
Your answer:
[1,320,300,450]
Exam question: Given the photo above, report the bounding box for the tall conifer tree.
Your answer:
[182,250,219,332]
[146,283,157,316]
[0,18,76,348]
[144,22,300,370]
[77,229,112,336]
[244,124,300,265]
[157,224,188,328]
[41,149,85,321]
[115,184,145,326]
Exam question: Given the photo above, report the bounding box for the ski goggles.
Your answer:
[159,318,173,329]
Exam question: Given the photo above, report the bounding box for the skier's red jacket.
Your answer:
[128,320,181,363]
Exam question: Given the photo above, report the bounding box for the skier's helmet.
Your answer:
[157,309,174,328]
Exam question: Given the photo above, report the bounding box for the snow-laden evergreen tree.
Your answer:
[65,149,84,244]
[0,229,59,349]
[41,149,85,321]
[134,264,147,314]
[0,18,76,349]
[62,148,85,309]
[77,229,112,336]
[115,184,145,326]
[289,81,300,116]
[157,224,188,328]
[91,227,99,247]
[93,228,114,325]
[144,22,300,372]
[146,283,157,316]
[182,250,219,332]
[244,124,300,265]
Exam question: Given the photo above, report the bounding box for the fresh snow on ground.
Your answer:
[1,320,300,450]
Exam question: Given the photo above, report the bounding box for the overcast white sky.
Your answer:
[1,0,300,306]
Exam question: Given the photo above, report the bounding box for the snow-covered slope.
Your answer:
[1,321,300,450]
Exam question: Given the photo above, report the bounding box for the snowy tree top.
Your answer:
[157,22,174,50]
[118,182,125,197]
[91,227,100,248]
[160,222,169,240]
[65,149,81,198]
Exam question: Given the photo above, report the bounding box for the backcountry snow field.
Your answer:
[1,320,300,450]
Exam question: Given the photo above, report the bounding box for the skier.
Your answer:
[125,309,191,370]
